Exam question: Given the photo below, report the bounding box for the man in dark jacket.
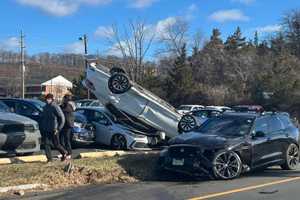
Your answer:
[60,94,75,158]
[41,93,68,162]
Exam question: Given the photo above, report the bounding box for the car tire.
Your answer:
[280,143,299,170]
[108,73,132,94]
[111,134,127,150]
[110,67,126,75]
[212,151,242,180]
[178,114,197,133]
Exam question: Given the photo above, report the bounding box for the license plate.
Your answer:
[172,158,184,166]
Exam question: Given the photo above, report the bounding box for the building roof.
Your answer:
[41,75,73,88]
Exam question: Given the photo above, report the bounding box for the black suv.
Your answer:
[0,98,45,125]
[159,112,300,180]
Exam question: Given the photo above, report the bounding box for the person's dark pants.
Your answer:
[43,131,67,162]
[60,127,72,156]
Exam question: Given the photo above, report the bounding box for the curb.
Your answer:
[0,184,47,193]
[0,155,47,165]
[79,151,127,158]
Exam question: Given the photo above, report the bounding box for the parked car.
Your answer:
[177,105,205,114]
[232,105,264,113]
[205,106,231,112]
[158,112,300,180]
[83,61,184,139]
[189,108,224,124]
[0,109,41,155]
[71,112,96,145]
[0,98,45,125]
[75,99,95,108]
[75,107,165,150]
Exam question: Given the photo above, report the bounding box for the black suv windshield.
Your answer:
[0,101,9,112]
[197,116,254,136]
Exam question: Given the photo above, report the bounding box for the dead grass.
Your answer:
[0,153,160,190]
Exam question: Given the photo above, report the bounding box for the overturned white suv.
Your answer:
[83,62,198,142]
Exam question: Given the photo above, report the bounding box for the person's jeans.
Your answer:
[60,127,72,156]
[43,131,67,161]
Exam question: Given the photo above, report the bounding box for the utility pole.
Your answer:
[79,34,90,99]
[20,31,25,99]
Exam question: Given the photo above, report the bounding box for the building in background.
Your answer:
[25,75,73,102]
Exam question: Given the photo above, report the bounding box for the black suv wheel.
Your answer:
[281,143,299,170]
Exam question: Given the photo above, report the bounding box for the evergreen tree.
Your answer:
[225,26,246,51]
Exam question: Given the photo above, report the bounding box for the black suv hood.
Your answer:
[169,132,244,149]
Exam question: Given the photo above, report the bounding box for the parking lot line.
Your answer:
[188,176,300,200]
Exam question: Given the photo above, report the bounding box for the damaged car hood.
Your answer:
[169,132,244,149]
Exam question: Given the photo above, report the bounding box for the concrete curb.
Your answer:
[0,155,47,165]
[79,151,127,158]
[0,184,48,193]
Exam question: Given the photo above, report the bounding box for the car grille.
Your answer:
[168,145,201,158]
[2,124,24,133]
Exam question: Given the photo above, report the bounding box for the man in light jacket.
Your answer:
[41,93,68,162]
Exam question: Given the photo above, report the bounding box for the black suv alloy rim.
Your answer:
[213,152,241,179]
[112,135,126,149]
[112,74,129,92]
[287,144,299,168]
[179,115,196,132]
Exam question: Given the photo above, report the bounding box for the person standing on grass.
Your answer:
[60,94,76,159]
[41,93,68,162]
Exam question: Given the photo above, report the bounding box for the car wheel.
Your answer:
[111,134,127,150]
[281,143,299,170]
[212,151,242,180]
[178,114,197,133]
[110,67,126,75]
[108,73,132,94]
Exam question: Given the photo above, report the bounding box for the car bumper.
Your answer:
[0,130,41,155]
[72,128,95,145]
[158,145,213,176]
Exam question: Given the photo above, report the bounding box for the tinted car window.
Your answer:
[198,116,254,136]
[254,117,268,134]
[1,100,16,112]
[278,115,292,129]
[94,111,109,125]
[268,116,284,132]
[0,101,9,112]
[15,102,37,116]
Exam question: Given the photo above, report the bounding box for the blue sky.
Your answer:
[0,0,299,56]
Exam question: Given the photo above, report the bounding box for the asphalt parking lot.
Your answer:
[6,166,300,200]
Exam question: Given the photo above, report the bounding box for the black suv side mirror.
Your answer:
[253,131,265,138]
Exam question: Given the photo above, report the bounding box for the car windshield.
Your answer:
[28,100,46,111]
[196,116,254,136]
[178,106,192,111]
[0,101,9,112]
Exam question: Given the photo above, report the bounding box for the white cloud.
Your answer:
[209,9,250,23]
[255,24,282,34]
[16,0,112,17]
[155,17,177,37]
[231,0,255,5]
[63,41,84,54]
[185,3,198,20]
[0,37,19,50]
[94,26,115,39]
[129,0,158,9]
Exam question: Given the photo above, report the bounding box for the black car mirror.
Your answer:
[253,131,265,138]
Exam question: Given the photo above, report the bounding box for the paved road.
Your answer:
[5,166,300,200]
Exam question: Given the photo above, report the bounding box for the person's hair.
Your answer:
[45,93,54,100]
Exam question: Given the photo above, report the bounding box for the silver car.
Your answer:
[83,62,197,139]
[0,107,41,155]
[75,107,163,150]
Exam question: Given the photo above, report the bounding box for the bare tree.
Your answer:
[105,20,155,82]
[158,17,189,57]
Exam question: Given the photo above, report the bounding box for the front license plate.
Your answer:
[172,158,184,166]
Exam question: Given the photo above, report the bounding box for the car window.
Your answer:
[1,100,16,112]
[94,111,110,125]
[15,102,38,116]
[278,115,292,129]
[254,117,268,134]
[268,116,284,133]
[210,111,221,117]
[193,110,208,118]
